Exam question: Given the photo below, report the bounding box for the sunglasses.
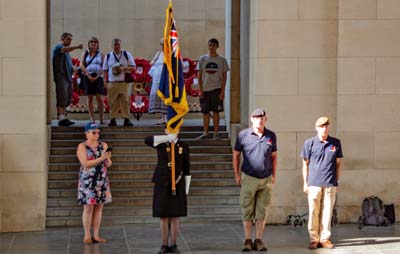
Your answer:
[90,41,98,43]
[90,131,100,135]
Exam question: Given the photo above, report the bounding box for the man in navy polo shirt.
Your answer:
[301,116,343,250]
[233,108,277,252]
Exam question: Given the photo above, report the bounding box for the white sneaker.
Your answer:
[213,133,221,140]
[196,133,211,140]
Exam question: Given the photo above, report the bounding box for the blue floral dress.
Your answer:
[78,142,111,205]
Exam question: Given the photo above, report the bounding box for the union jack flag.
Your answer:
[158,0,188,134]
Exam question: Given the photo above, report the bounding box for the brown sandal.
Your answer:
[92,237,107,243]
[83,238,92,244]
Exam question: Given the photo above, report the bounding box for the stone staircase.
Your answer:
[47,125,241,227]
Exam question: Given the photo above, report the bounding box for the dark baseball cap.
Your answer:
[84,122,101,132]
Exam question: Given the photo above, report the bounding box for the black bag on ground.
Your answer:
[384,203,396,224]
[358,196,388,228]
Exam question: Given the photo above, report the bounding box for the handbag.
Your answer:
[79,75,89,90]
[124,71,134,83]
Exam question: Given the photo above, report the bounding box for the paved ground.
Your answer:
[0,223,399,254]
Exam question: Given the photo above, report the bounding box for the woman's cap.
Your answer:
[85,122,101,132]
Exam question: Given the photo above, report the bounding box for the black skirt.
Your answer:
[83,76,105,95]
[153,179,187,218]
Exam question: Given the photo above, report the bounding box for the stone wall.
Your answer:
[0,0,47,232]
[337,0,400,222]
[249,0,400,223]
[50,0,226,64]
[49,0,226,118]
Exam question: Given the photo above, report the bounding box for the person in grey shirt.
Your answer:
[196,38,229,140]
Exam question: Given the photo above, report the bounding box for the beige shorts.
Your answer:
[240,172,272,221]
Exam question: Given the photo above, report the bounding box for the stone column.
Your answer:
[230,0,241,124]
[0,0,47,232]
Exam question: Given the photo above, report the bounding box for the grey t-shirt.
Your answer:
[197,55,229,92]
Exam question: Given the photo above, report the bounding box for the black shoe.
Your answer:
[242,239,253,252]
[58,119,74,127]
[108,118,117,127]
[253,239,267,251]
[157,245,168,254]
[170,244,180,254]
[65,119,75,125]
[124,118,133,126]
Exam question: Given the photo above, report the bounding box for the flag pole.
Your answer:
[171,142,176,195]
[160,0,188,195]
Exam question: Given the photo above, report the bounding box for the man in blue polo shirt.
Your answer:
[233,108,277,252]
[301,116,343,250]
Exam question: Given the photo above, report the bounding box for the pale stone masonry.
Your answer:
[0,0,47,232]
[249,0,400,223]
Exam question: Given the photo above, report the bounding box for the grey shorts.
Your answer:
[54,78,72,107]
[200,88,224,113]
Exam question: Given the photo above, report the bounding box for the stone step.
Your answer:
[47,125,235,226]
[47,205,241,217]
[47,195,239,207]
[51,131,229,140]
[48,169,235,181]
[50,146,232,155]
[48,186,240,198]
[48,153,232,163]
[48,178,236,189]
[51,125,227,133]
[46,213,241,227]
[48,161,232,171]
[51,139,230,147]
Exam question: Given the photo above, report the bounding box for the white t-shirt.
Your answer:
[103,50,136,82]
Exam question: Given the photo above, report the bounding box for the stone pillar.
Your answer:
[230,0,241,124]
[0,0,47,232]
[240,0,250,125]
[249,0,338,222]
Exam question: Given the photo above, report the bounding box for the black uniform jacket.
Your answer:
[145,136,190,186]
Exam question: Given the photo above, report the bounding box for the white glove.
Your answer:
[153,133,177,146]
[185,175,191,195]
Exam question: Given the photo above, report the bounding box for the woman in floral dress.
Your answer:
[77,122,112,244]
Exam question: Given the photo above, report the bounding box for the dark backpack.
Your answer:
[359,196,388,228]
[384,203,396,224]
[106,50,129,66]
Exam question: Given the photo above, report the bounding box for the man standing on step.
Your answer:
[102,38,136,127]
[52,32,83,126]
[301,116,342,250]
[145,130,191,254]
[233,108,277,252]
[196,38,229,140]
